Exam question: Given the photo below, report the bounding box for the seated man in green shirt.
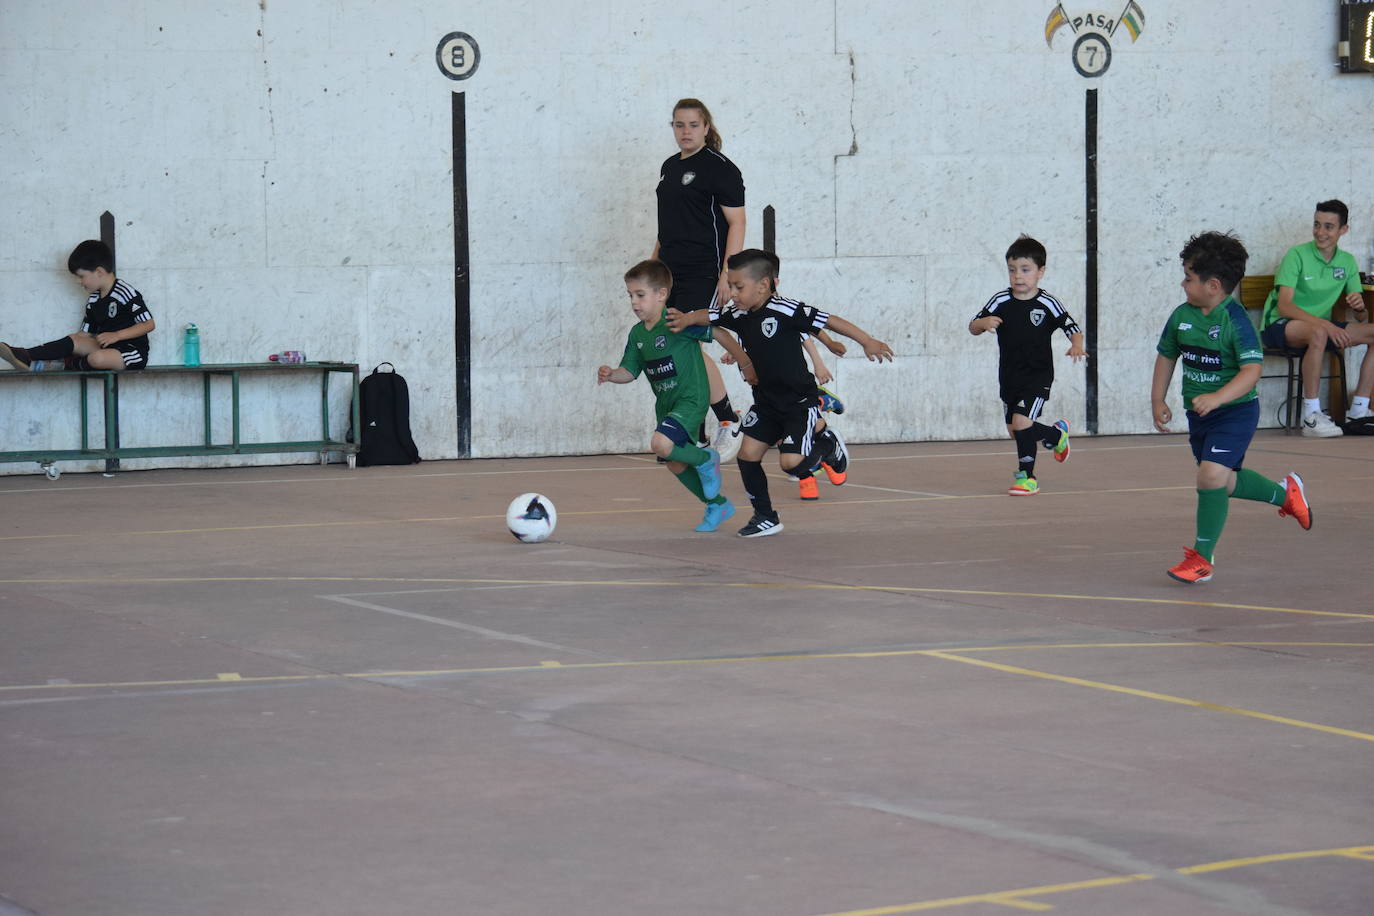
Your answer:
[1259,199,1371,437]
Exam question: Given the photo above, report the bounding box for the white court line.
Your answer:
[317,594,615,660]
[329,584,570,598]
[0,440,1193,495]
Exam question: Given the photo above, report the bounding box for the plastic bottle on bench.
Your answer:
[183,323,200,367]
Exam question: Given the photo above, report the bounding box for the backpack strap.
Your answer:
[371,362,396,375]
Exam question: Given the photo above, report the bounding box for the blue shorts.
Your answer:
[1261,319,1346,352]
[1187,399,1259,469]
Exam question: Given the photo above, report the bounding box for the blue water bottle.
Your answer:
[183,323,200,367]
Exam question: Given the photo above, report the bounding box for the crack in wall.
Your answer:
[833,47,858,257]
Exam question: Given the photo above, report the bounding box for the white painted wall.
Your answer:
[1,1,1370,474]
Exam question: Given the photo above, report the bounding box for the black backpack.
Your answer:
[351,363,421,466]
[1342,416,1374,436]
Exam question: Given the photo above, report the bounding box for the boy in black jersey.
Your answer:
[969,236,1084,495]
[669,249,894,537]
[0,240,156,372]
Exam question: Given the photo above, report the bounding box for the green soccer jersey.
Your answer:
[1260,242,1363,327]
[618,315,712,427]
[1156,297,1262,411]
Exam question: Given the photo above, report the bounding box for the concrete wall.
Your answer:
[1,1,1370,474]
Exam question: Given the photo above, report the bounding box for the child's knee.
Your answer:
[778,453,802,471]
[649,432,674,458]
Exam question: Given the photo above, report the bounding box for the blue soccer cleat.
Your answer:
[818,386,845,414]
[694,499,736,532]
[695,447,722,500]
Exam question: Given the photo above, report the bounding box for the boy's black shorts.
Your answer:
[1001,383,1052,424]
[77,341,148,370]
[666,275,720,313]
[740,397,821,455]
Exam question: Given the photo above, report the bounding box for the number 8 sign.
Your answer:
[436,32,480,81]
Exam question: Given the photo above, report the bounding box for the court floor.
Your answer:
[1,430,1372,915]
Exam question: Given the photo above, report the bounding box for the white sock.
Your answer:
[1303,398,1322,417]
[1353,397,1370,412]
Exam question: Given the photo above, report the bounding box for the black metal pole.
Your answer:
[1084,88,1099,435]
[762,205,775,253]
[100,210,120,471]
[452,91,471,458]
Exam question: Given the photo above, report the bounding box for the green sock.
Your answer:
[668,443,710,467]
[1230,468,1285,505]
[674,468,708,503]
[1194,487,1229,562]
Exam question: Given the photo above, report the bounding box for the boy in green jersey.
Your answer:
[1152,232,1312,584]
[598,259,736,532]
[1259,199,1372,436]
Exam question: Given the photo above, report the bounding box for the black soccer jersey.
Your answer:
[82,279,154,345]
[711,295,829,407]
[973,289,1080,388]
[656,147,745,280]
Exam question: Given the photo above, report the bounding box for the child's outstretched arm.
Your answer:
[1066,331,1086,362]
[816,329,846,357]
[714,331,756,386]
[822,314,894,363]
[598,365,635,385]
[1150,354,1176,431]
[969,315,1001,335]
[802,337,832,385]
[665,308,709,332]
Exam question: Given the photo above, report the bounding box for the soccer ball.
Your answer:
[506,493,557,543]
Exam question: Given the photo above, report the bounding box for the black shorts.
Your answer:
[740,398,821,455]
[1001,384,1051,424]
[87,341,148,370]
[666,275,720,313]
[1261,319,1347,352]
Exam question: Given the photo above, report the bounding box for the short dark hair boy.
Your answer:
[1,240,156,372]
[1151,231,1311,584]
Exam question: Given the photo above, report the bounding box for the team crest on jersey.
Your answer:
[1208,325,1221,340]
[681,171,696,186]
[1334,267,1346,280]
[741,410,759,427]
[654,335,667,350]
[1029,308,1046,327]
[761,316,779,338]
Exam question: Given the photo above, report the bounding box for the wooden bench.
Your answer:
[0,361,360,478]
[1237,274,1349,432]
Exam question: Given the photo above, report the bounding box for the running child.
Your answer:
[968,235,1084,495]
[1152,231,1312,584]
[598,259,735,532]
[668,248,894,537]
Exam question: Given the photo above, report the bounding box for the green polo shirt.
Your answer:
[1260,241,1363,328]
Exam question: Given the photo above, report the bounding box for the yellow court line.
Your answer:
[1,575,1371,621]
[811,845,1374,916]
[0,484,1195,542]
[922,650,1374,743]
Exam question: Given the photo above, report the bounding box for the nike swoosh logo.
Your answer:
[1210,448,1230,453]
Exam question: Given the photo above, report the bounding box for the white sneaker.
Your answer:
[1346,404,1373,421]
[711,419,743,463]
[1301,411,1343,438]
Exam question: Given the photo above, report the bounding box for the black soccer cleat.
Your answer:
[738,513,784,538]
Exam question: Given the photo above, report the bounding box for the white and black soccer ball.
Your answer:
[506,493,557,543]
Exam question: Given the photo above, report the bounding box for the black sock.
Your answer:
[1014,427,1038,478]
[28,337,75,361]
[794,463,815,481]
[711,397,737,423]
[737,459,774,518]
[697,421,709,446]
[1031,421,1060,449]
